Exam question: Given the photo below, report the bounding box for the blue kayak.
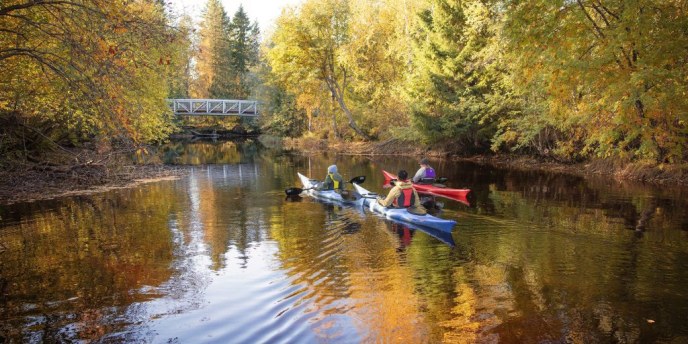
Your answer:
[297,173,361,205]
[353,183,457,233]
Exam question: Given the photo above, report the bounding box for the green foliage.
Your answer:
[266,0,358,138]
[266,0,422,141]
[2,0,686,165]
[261,0,687,164]
[193,0,233,98]
[192,2,260,100]
[257,65,307,138]
[168,15,194,99]
[405,0,514,152]
[227,6,260,99]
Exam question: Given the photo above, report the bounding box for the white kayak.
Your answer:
[353,183,457,233]
[297,173,361,204]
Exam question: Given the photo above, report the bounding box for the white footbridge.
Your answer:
[168,99,258,117]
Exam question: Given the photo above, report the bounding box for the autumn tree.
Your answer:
[267,0,371,140]
[339,0,424,140]
[497,0,688,162]
[0,0,180,163]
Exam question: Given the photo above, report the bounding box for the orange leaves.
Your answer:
[0,0,178,146]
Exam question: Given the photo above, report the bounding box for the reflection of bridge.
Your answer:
[168,99,258,116]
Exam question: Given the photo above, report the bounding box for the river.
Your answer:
[1,139,687,343]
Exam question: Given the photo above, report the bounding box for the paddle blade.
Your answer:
[349,175,366,185]
[284,187,304,196]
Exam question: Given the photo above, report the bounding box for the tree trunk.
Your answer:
[331,97,340,139]
[326,78,371,141]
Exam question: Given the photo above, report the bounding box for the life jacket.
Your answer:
[417,167,437,184]
[424,167,436,179]
[328,173,340,189]
[393,182,417,208]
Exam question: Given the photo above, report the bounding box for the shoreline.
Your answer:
[2,136,686,206]
[282,137,688,186]
[0,163,188,206]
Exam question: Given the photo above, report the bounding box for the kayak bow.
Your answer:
[382,170,472,205]
[297,173,361,204]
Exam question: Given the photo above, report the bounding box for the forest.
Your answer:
[1,0,687,167]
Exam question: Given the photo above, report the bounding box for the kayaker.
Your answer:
[412,158,436,184]
[320,164,344,191]
[377,170,427,215]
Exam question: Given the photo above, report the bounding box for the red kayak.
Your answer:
[382,170,472,205]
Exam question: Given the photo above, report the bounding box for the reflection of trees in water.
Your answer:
[446,209,688,342]
[270,199,354,319]
[0,183,185,342]
[468,165,686,239]
[156,139,262,165]
[270,198,436,342]
[442,161,687,238]
[273,153,688,341]
[180,162,278,271]
[4,144,688,342]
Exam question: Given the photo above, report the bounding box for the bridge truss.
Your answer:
[168,99,258,117]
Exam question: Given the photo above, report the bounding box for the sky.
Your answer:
[167,0,304,35]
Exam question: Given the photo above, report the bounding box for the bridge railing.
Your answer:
[168,99,258,116]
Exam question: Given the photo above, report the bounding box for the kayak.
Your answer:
[297,173,361,204]
[382,170,472,205]
[353,183,457,233]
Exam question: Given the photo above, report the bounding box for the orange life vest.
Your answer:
[393,187,416,208]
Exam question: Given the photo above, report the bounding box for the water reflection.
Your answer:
[1,140,688,343]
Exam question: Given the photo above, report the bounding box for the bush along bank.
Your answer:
[275,136,688,186]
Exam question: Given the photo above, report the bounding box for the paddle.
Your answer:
[383,171,448,185]
[284,175,366,196]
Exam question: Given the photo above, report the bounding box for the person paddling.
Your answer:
[320,164,344,191]
[377,170,426,215]
[413,158,436,184]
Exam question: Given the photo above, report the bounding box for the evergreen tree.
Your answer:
[406,0,511,151]
[193,0,233,98]
[227,6,260,99]
[168,14,194,98]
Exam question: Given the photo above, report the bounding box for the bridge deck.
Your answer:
[168,99,258,116]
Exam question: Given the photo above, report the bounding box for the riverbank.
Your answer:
[0,149,188,205]
[277,136,688,186]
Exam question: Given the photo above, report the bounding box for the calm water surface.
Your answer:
[1,139,688,343]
